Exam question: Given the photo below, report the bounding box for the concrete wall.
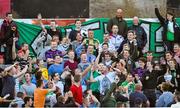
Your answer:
[89,0,167,18]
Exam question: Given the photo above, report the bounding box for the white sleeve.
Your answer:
[107,72,116,82]
[94,75,103,82]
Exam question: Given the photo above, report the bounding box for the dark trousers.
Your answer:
[5,45,13,64]
[164,41,174,52]
[138,47,144,58]
[143,89,156,107]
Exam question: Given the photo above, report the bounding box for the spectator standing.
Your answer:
[107,8,128,38]
[155,7,180,52]
[156,82,174,107]
[128,16,147,57]
[70,74,83,107]
[0,12,19,64]
[34,79,56,107]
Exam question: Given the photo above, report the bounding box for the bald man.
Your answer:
[128,16,147,57]
[107,8,128,38]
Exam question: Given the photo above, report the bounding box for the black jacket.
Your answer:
[128,25,147,49]
[155,8,180,43]
[107,17,128,38]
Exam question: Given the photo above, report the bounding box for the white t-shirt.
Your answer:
[55,81,64,95]
[168,21,174,33]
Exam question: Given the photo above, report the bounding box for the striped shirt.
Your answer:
[45,49,63,59]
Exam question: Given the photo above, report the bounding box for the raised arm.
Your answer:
[12,37,17,60]
[81,63,92,77]
[37,13,47,32]
[27,57,33,72]
[14,65,28,79]
[89,68,97,83]
[4,63,18,72]
[155,8,165,25]
[95,49,102,65]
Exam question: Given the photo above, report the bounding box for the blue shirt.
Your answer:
[21,83,36,96]
[129,91,148,107]
[48,62,64,75]
[87,53,96,63]
[75,44,86,57]
[156,91,173,107]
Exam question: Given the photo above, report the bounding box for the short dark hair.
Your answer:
[167,11,175,21]
[75,19,81,23]
[25,72,32,77]
[24,96,32,104]
[146,51,153,54]
[74,74,81,83]
[35,70,42,81]
[17,92,24,98]
[102,43,109,47]
[112,24,118,28]
[53,54,61,59]
[139,57,146,63]
[51,73,58,80]
[36,79,43,88]
[167,11,174,16]
[127,30,135,34]
[104,52,111,56]
[165,51,173,56]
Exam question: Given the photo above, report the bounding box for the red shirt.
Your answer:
[70,84,83,105]
[64,60,78,74]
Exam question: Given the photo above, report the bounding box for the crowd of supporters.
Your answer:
[0,8,180,108]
